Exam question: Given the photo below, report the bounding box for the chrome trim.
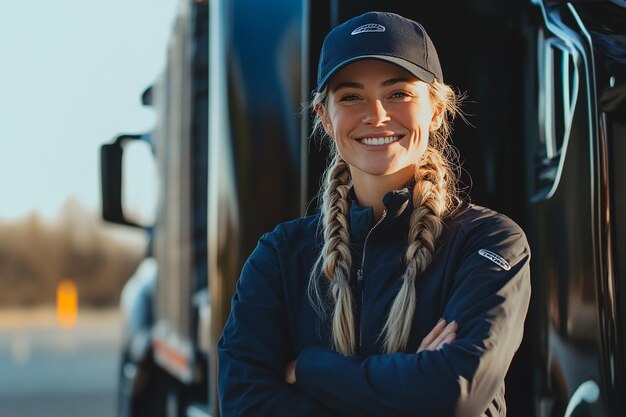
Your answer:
[536,3,583,201]
[187,403,213,417]
[564,380,600,417]
[542,37,579,161]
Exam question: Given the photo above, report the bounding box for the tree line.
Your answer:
[0,197,146,307]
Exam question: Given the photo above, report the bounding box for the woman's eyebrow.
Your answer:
[333,81,363,91]
[333,78,412,92]
[381,77,411,86]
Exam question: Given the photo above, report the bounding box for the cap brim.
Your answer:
[317,55,436,92]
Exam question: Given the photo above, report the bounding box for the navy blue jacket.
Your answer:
[218,188,531,417]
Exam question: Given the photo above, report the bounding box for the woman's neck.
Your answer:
[350,166,414,221]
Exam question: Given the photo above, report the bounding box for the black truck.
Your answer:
[100,0,626,416]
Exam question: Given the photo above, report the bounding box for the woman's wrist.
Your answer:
[285,359,297,384]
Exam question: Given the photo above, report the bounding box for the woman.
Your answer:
[218,11,530,417]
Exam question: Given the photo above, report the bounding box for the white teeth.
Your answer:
[360,136,400,145]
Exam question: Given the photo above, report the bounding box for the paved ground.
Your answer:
[0,308,121,417]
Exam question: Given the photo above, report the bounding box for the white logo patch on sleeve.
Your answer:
[478,249,511,271]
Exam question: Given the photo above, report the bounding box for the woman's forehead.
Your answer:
[328,59,422,89]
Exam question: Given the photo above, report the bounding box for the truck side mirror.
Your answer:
[100,134,156,228]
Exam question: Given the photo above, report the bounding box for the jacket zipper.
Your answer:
[356,209,387,351]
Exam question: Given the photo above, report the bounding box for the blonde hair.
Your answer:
[309,79,463,355]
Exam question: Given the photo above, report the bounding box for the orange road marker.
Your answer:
[57,279,78,329]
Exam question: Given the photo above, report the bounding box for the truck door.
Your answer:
[527,2,625,416]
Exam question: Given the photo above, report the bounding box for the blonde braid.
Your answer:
[381,148,449,353]
[309,151,357,355]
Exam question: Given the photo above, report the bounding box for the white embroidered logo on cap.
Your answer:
[351,24,385,35]
[478,249,511,271]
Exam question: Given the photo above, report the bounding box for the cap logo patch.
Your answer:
[351,24,385,35]
[478,249,511,271]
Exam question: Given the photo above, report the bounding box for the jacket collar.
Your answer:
[348,184,413,241]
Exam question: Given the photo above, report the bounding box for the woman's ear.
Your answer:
[315,104,333,138]
[429,103,444,132]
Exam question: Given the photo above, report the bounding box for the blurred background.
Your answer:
[0,1,178,416]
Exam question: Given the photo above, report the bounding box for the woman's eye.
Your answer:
[390,91,411,99]
[339,94,360,102]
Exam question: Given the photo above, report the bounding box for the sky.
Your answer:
[0,0,179,220]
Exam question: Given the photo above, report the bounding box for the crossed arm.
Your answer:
[284,319,458,384]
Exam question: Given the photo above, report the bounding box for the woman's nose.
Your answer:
[362,100,391,126]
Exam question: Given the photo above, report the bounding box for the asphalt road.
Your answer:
[0,308,121,417]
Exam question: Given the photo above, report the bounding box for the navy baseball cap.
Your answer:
[316,12,443,92]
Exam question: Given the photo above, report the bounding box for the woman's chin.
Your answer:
[351,164,415,181]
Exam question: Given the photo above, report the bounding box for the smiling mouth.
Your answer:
[359,136,401,146]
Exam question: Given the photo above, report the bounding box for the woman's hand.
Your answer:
[417,319,457,353]
[285,360,297,384]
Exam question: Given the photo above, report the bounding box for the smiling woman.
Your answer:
[218,11,531,417]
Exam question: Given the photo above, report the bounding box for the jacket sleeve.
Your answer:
[217,232,339,417]
[294,215,531,417]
